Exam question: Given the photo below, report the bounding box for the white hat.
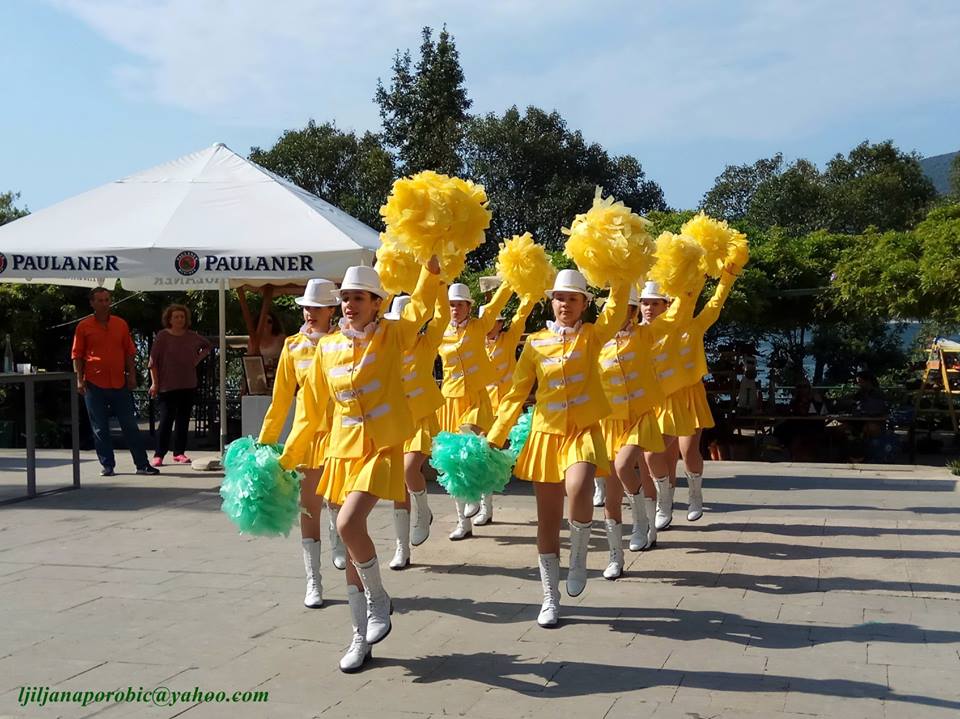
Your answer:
[294,278,340,307]
[479,305,504,321]
[628,285,641,307]
[383,295,411,320]
[545,269,593,301]
[338,266,387,299]
[478,276,503,293]
[640,281,669,301]
[448,283,474,304]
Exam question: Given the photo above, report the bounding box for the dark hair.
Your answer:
[162,303,192,329]
[89,286,111,300]
[265,311,284,336]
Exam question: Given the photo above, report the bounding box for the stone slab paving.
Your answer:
[0,450,959,718]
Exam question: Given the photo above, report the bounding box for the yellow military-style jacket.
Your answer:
[438,283,513,399]
[279,268,440,468]
[651,269,738,397]
[399,289,449,423]
[487,284,629,447]
[485,297,535,410]
[598,320,665,422]
[257,329,332,445]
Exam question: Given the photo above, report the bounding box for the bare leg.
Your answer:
[678,431,704,475]
[337,491,381,590]
[667,438,681,487]
[565,461,596,525]
[534,483,565,555]
[613,445,643,496]
[603,470,625,524]
[638,457,656,499]
[299,468,323,540]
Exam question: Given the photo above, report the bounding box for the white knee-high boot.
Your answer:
[339,585,371,673]
[353,556,392,645]
[628,491,650,551]
[301,538,323,608]
[449,499,473,540]
[592,477,606,507]
[328,504,347,570]
[645,497,658,548]
[567,520,592,597]
[686,472,704,521]
[410,489,432,545]
[654,476,674,530]
[603,520,624,580]
[537,553,560,627]
[474,494,494,526]
[390,509,411,570]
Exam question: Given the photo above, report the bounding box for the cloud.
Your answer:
[50,0,960,146]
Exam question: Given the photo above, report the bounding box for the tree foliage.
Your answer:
[0,191,28,226]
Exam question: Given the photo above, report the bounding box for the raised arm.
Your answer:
[420,283,451,351]
[397,264,441,350]
[278,350,330,470]
[500,296,535,355]
[594,282,630,346]
[486,340,538,448]
[478,282,513,335]
[694,267,738,331]
[258,341,297,445]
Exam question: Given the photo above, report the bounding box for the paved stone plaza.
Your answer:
[1,450,959,718]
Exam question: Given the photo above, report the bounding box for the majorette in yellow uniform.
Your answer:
[396,291,449,455]
[436,281,514,434]
[280,266,440,505]
[651,268,738,437]
[483,296,536,413]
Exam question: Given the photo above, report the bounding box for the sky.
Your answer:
[2,0,959,214]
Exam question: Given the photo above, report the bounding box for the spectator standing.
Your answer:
[71,287,158,476]
[148,304,212,466]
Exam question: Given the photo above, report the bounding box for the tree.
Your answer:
[0,191,28,226]
[461,106,666,267]
[701,154,783,223]
[746,159,827,235]
[375,26,472,176]
[249,121,394,229]
[950,153,960,200]
[823,140,936,234]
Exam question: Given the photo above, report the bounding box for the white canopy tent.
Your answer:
[0,142,380,453]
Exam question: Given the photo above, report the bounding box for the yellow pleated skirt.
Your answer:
[306,432,329,469]
[403,413,440,455]
[601,410,666,459]
[317,440,405,505]
[513,424,609,484]
[437,391,495,434]
[658,382,715,437]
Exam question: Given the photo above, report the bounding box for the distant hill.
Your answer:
[920,151,958,195]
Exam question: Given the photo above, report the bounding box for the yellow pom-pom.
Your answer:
[649,232,706,298]
[561,188,655,287]
[441,252,466,284]
[375,235,420,296]
[726,234,750,270]
[681,212,748,278]
[495,232,556,301]
[379,171,492,271]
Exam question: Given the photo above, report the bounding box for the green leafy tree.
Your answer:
[0,191,28,226]
[462,106,665,267]
[701,154,783,223]
[949,153,960,200]
[249,121,394,229]
[375,26,472,176]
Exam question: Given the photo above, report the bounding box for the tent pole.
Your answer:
[218,279,227,456]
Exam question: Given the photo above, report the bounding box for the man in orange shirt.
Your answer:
[72,287,158,476]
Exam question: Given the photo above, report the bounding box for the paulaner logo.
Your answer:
[5,255,119,272]
[202,255,316,273]
[175,251,200,276]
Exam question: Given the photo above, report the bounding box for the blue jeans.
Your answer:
[83,383,150,470]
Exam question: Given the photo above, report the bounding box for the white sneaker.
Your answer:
[628,492,651,551]
[301,539,323,608]
[474,494,493,526]
[328,505,347,570]
[410,489,432,546]
[592,477,605,507]
[566,520,591,597]
[687,473,704,521]
[389,509,411,570]
[339,586,371,673]
[654,477,674,531]
[353,557,392,645]
[537,553,560,627]
[603,520,623,580]
[449,500,473,540]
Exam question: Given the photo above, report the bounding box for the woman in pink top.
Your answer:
[148,304,212,465]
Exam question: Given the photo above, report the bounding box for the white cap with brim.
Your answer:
[383,295,411,321]
[294,278,340,307]
[545,269,594,301]
[640,280,669,301]
[338,266,387,300]
[448,283,474,304]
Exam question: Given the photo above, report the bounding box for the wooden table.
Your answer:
[0,371,80,503]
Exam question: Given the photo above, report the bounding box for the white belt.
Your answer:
[336,379,381,402]
[549,372,584,389]
[546,395,589,411]
[341,403,391,426]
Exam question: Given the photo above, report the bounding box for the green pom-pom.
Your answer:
[429,432,514,502]
[219,436,302,537]
[506,406,534,459]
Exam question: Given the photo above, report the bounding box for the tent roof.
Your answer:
[0,143,379,282]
